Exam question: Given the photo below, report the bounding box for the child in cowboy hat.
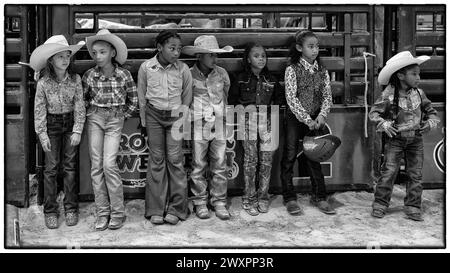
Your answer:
[136,30,192,225]
[369,51,440,221]
[182,35,233,220]
[31,35,86,229]
[82,29,138,230]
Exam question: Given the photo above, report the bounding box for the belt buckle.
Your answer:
[400,131,415,138]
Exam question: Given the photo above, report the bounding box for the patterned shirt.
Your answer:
[285,57,332,125]
[82,64,138,118]
[34,73,86,143]
[137,55,193,122]
[369,84,439,132]
[190,63,230,121]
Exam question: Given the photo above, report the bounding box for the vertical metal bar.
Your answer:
[68,6,74,40]
[368,8,374,105]
[20,5,30,207]
[93,12,99,31]
[344,13,352,105]
[397,6,416,53]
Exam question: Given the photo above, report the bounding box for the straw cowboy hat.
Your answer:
[86,29,128,65]
[29,35,85,71]
[378,51,430,85]
[182,35,233,56]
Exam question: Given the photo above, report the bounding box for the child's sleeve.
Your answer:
[137,63,148,125]
[34,80,49,144]
[419,89,440,127]
[181,64,193,107]
[222,69,231,105]
[284,66,314,126]
[271,74,285,106]
[124,70,139,118]
[319,71,333,118]
[81,71,91,108]
[227,73,240,106]
[369,92,391,131]
[73,75,86,134]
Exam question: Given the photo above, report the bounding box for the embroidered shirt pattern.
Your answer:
[34,74,86,143]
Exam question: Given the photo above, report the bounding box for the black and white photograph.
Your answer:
[1,0,447,256]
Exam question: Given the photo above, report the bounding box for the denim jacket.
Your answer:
[228,70,284,106]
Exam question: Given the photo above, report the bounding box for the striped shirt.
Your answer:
[82,65,138,118]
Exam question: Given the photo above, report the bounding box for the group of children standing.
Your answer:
[31,28,439,230]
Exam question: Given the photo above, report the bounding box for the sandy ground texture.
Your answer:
[16,177,444,249]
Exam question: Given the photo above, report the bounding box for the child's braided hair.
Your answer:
[155,30,181,48]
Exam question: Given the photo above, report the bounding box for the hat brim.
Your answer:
[86,34,128,65]
[378,56,430,85]
[29,42,85,71]
[182,45,233,56]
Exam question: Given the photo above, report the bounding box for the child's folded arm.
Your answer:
[418,88,440,126]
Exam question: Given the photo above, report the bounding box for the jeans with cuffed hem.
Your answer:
[44,112,78,215]
[190,119,228,207]
[87,107,125,219]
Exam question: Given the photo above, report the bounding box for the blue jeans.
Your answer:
[44,112,78,215]
[87,106,125,219]
[190,120,228,207]
[373,134,424,209]
[144,103,188,220]
[280,112,327,203]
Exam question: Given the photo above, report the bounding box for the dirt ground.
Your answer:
[15,176,444,249]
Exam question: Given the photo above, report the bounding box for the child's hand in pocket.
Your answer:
[70,132,81,146]
[315,115,326,130]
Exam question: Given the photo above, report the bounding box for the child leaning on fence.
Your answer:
[31,35,86,229]
[369,51,440,222]
[228,42,284,216]
[83,29,139,231]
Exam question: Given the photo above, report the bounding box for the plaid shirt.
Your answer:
[82,65,138,118]
[34,74,86,143]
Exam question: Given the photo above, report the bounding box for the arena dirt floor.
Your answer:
[14,175,445,249]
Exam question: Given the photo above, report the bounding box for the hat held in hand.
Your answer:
[378,51,430,85]
[182,35,233,56]
[303,134,341,162]
[29,35,85,71]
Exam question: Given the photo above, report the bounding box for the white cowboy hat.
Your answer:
[86,29,128,65]
[378,51,430,85]
[29,35,85,71]
[182,35,233,56]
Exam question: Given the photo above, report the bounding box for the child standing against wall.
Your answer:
[137,30,193,225]
[369,51,439,221]
[182,35,233,220]
[229,42,283,216]
[280,30,336,216]
[83,29,138,230]
[31,35,86,229]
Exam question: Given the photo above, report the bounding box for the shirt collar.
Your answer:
[299,57,318,72]
[148,54,179,70]
[192,63,218,78]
